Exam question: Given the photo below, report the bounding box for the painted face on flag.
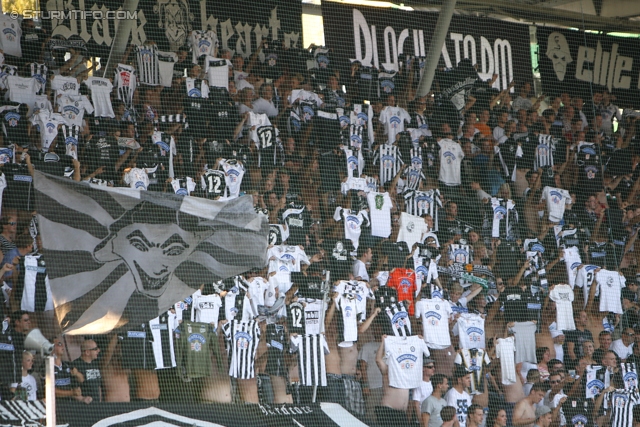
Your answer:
[94,201,211,299]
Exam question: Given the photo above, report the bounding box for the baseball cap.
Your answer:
[535,405,552,419]
[423,358,435,366]
[453,364,470,379]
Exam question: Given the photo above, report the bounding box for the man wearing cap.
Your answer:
[411,358,435,422]
[445,365,472,427]
[549,323,565,364]
[533,405,552,427]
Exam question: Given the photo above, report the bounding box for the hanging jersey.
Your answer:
[30,111,65,152]
[84,77,115,118]
[349,104,375,150]
[19,254,53,312]
[384,302,411,337]
[136,44,160,86]
[30,94,52,116]
[383,335,430,389]
[495,337,517,385]
[342,147,364,179]
[438,138,465,186]
[223,320,260,379]
[374,143,403,186]
[61,124,81,159]
[379,106,410,145]
[205,57,230,89]
[264,323,287,377]
[6,75,38,107]
[534,134,554,171]
[585,365,606,399]
[200,169,228,199]
[0,15,21,57]
[367,191,393,238]
[287,301,306,335]
[454,313,486,349]
[403,189,442,228]
[454,348,491,394]
[280,202,311,246]
[397,212,429,250]
[301,299,324,335]
[595,269,626,314]
[415,298,452,349]
[335,293,363,346]
[541,186,572,223]
[490,198,517,239]
[114,64,137,108]
[561,246,582,289]
[333,207,370,251]
[191,290,222,326]
[57,95,94,127]
[170,177,196,196]
[290,334,330,386]
[549,284,575,330]
[449,244,471,264]
[620,362,638,391]
[402,160,426,191]
[51,75,79,100]
[220,159,244,199]
[185,77,209,98]
[0,64,17,90]
[388,268,418,316]
[603,389,640,427]
[189,30,218,63]
[587,241,608,267]
[123,167,150,190]
[149,312,176,369]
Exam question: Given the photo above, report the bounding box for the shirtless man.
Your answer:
[101,334,130,402]
[375,334,413,425]
[512,382,547,427]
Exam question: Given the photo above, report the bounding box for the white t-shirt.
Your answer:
[383,335,430,389]
[610,339,634,360]
[379,106,410,145]
[57,94,94,127]
[30,111,66,152]
[367,191,393,238]
[123,168,149,190]
[438,138,464,186]
[412,380,433,404]
[84,77,115,118]
[20,374,37,401]
[190,290,222,326]
[0,14,22,57]
[397,212,429,250]
[495,336,517,385]
[549,284,575,331]
[415,298,453,349]
[51,75,80,98]
[540,186,572,223]
[334,207,370,251]
[453,313,486,349]
[445,387,472,427]
[6,75,38,106]
[595,269,626,314]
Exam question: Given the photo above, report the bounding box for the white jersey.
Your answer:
[290,334,330,387]
[136,44,160,86]
[189,30,218,63]
[379,106,410,145]
[51,75,79,99]
[342,147,364,179]
[454,348,491,395]
[84,77,115,118]
[28,63,46,93]
[57,95,94,127]
[114,64,137,108]
[415,298,453,349]
[205,57,230,89]
[6,76,38,107]
[438,138,465,186]
[61,124,81,160]
[562,246,582,289]
[445,387,472,427]
[220,159,245,198]
[367,192,393,238]
[350,103,375,150]
[575,264,598,308]
[534,134,555,171]
[302,299,324,335]
[247,112,272,146]
[334,207,370,251]
[549,284,575,330]
[595,269,626,314]
[384,302,412,337]
[223,320,261,379]
[335,293,363,346]
[124,168,150,190]
[383,335,430,389]
[30,94,52,116]
[490,198,517,239]
[149,313,177,369]
[585,365,606,399]
[191,290,222,326]
[157,50,178,87]
[454,313,486,349]
[397,212,429,251]
[170,177,196,196]
[30,111,65,152]
[151,131,176,178]
[449,244,471,264]
[495,337,517,385]
[0,14,21,57]
[541,186,572,223]
[374,143,403,185]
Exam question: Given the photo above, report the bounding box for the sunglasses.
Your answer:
[6,222,16,225]
[424,365,435,369]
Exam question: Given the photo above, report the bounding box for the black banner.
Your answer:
[39,0,302,58]
[51,401,367,427]
[538,27,640,107]
[321,2,532,93]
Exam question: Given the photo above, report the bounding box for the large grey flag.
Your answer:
[33,171,268,335]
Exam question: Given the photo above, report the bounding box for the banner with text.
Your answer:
[321,2,532,92]
[39,0,302,58]
[538,27,640,108]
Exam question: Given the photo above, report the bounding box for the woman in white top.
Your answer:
[20,351,38,401]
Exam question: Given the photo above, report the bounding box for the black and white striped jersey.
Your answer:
[603,388,640,427]
[114,64,137,110]
[290,334,330,386]
[383,301,411,337]
[29,63,47,94]
[223,320,261,379]
[149,312,176,369]
[374,143,403,186]
[136,44,160,86]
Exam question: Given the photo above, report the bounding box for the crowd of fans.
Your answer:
[0,12,640,427]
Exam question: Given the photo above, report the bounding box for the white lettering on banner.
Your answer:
[351,8,514,91]
[43,0,299,57]
[574,40,634,91]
